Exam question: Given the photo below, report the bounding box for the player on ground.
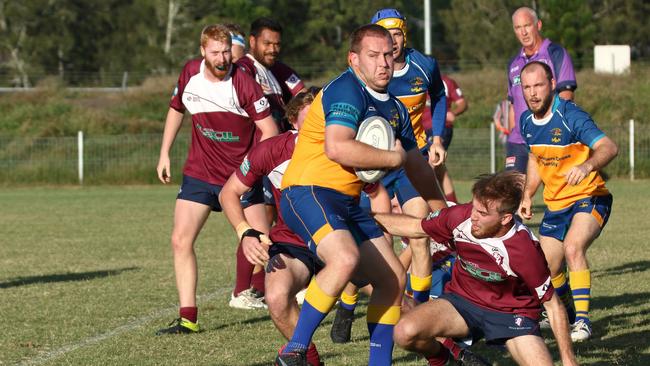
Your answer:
[275,24,446,366]
[155,24,278,335]
[374,171,579,366]
[506,6,577,173]
[518,61,618,342]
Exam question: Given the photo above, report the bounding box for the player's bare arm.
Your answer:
[219,174,271,266]
[543,293,579,366]
[403,148,447,212]
[156,107,184,184]
[324,124,406,169]
[564,136,618,186]
[519,152,542,220]
[373,213,428,239]
[255,115,280,141]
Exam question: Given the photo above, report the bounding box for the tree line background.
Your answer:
[0,0,648,87]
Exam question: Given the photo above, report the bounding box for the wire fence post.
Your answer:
[121,71,129,90]
[490,123,496,174]
[78,130,84,184]
[629,119,635,181]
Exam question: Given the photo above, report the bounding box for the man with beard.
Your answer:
[518,61,618,342]
[155,24,278,335]
[235,18,307,303]
[373,171,578,366]
[237,17,306,130]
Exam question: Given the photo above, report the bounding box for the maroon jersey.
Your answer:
[170,58,271,185]
[236,55,305,129]
[421,204,553,319]
[235,131,304,247]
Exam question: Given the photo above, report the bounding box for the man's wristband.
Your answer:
[235,222,252,241]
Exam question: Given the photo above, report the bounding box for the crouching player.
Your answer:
[374,171,578,366]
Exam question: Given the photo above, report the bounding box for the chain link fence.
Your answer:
[0,124,647,185]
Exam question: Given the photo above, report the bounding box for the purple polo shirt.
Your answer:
[507,38,577,144]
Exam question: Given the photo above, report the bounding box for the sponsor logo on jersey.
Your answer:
[410,76,425,93]
[286,74,301,89]
[514,317,523,327]
[513,75,521,86]
[172,85,178,98]
[457,256,505,282]
[330,102,360,122]
[196,124,240,142]
[240,157,251,176]
[389,109,400,128]
[535,277,551,299]
[510,65,519,73]
[254,97,270,113]
[491,247,505,266]
[578,201,589,208]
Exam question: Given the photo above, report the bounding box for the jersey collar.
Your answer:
[348,67,390,101]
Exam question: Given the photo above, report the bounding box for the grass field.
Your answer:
[1,180,649,365]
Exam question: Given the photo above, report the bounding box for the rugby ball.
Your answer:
[354,116,395,183]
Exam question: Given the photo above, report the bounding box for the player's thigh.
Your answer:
[397,298,469,340]
[539,235,565,275]
[356,236,405,289]
[316,229,360,266]
[564,212,602,252]
[172,199,212,244]
[505,335,553,366]
[401,195,430,218]
[266,253,312,298]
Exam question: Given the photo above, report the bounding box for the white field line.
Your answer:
[18,288,230,366]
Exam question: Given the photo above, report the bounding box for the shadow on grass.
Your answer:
[0,267,140,289]
[212,315,271,331]
[593,260,650,278]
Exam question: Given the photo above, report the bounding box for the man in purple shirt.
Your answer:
[506,6,577,173]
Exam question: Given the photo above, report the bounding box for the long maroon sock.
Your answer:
[179,307,198,323]
[426,347,450,366]
[234,242,254,296]
[251,269,265,294]
[306,343,321,366]
[441,337,461,359]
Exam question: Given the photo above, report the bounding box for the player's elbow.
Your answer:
[324,140,345,163]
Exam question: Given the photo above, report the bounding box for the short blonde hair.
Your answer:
[200,24,232,47]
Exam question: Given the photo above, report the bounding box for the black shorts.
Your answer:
[268,242,324,277]
[440,292,541,345]
[177,175,264,212]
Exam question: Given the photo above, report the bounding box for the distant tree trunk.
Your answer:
[164,0,180,55]
[7,26,30,87]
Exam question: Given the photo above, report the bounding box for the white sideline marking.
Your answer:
[19,288,230,366]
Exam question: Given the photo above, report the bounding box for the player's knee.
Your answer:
[564,242,584,263]
[264,282,291,311]
[393,319,419,349]
[170,233,193,253]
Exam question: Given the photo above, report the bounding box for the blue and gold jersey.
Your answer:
[282,68,417,197]
[388,48,445,149]
[521,96,609,211]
